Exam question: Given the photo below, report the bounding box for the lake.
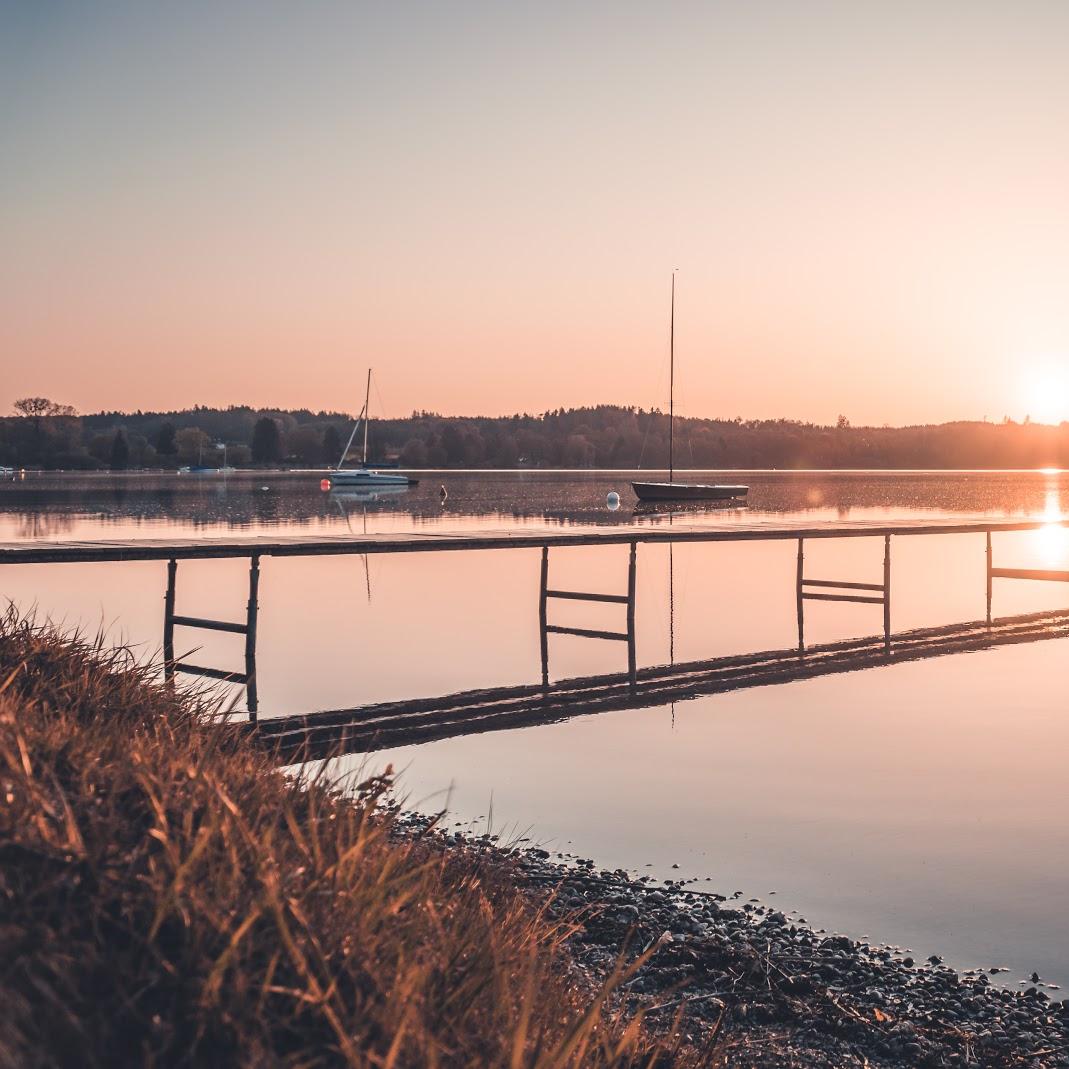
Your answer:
[3,468,1069,988]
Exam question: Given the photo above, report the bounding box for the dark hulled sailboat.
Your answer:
[631,273,748,503]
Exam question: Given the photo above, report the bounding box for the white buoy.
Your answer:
[606,491,621,511]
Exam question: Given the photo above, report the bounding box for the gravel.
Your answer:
[404,815,1069,1068]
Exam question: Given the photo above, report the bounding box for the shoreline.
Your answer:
[405,816,1069,1067]
[517,846,1069,1066]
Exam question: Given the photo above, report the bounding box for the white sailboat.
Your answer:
[329,369,417,489]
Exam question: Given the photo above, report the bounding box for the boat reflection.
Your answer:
[632,499,748,521]
[330,484,411,504]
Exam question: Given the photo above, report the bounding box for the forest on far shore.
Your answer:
[4,397,1069,470]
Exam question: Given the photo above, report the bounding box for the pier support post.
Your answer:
[883,535,891,653]
[539,546,549,687]
[245,554,260,723]
[797,535,889,653]
[796,538,805,654]
[163,558,177,684]
[160,554,260,720]
[538,542,637,686]
[627,542,637,687]
[986,530,993,625]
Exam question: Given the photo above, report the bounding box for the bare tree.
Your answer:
[13,397,76,433]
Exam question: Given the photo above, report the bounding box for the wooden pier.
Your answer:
[3,514,1069,729]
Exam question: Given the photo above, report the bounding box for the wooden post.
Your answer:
[795,538,804,655]
[883,535,891,653]
[985,530,993,625]
[539,546,549,687]
[626,542,637,686]
[163,558,177,683]
[245,554,260,723]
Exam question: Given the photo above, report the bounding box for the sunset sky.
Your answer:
[3,2,1069,425]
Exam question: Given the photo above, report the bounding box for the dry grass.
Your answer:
[0,613,694,1069]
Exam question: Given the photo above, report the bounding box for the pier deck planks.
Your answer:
[0,515,1064,565]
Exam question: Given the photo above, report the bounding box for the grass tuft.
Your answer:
[0,612,694,1068]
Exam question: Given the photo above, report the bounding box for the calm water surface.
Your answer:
[3,469,1069,986]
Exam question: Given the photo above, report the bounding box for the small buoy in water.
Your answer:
[439,484,448,501]
[320,478,331,491]
[606,491,620,511]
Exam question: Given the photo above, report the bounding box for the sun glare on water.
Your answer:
[1027,483,1069,565]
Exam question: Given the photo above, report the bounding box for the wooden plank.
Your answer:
[174,663,248,683]
[544,624,631,641]
[545,589,630,604]
[990,567,1069,582]
[170,614,248,634]
[801,592,885,604]
[801,579,885,591]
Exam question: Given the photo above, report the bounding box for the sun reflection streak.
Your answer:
[1026,483,1069,566]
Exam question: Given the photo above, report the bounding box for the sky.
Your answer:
[3,1,1069,425]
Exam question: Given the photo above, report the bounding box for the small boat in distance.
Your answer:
[330,369,418,490]
[178,443,235,474]
[631,273,748,504]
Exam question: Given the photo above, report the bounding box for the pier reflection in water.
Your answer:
[261,607,1069,759]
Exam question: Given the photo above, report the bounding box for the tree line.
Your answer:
[5,397,1069,470]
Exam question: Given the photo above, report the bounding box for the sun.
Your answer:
[1022,365,1069,425]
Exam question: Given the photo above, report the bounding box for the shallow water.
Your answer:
[3,469,1069,986]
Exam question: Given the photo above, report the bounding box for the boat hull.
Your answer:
[631,481,748,502]
[329,469,417,488]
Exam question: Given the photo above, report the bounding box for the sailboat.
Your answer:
[179,442,236,475]
[329,369,418,489]
[631,273,748,503]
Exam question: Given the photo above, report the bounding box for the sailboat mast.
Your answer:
[362,368,372,466]
[669,271,675,484]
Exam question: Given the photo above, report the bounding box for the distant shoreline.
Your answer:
[6,466,1069,476]
[6,402,1069,472]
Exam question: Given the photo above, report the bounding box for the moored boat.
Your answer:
[330,468,415,488]
[329,369,418,491]
[631,480,748,501]
[631,272,748,504]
